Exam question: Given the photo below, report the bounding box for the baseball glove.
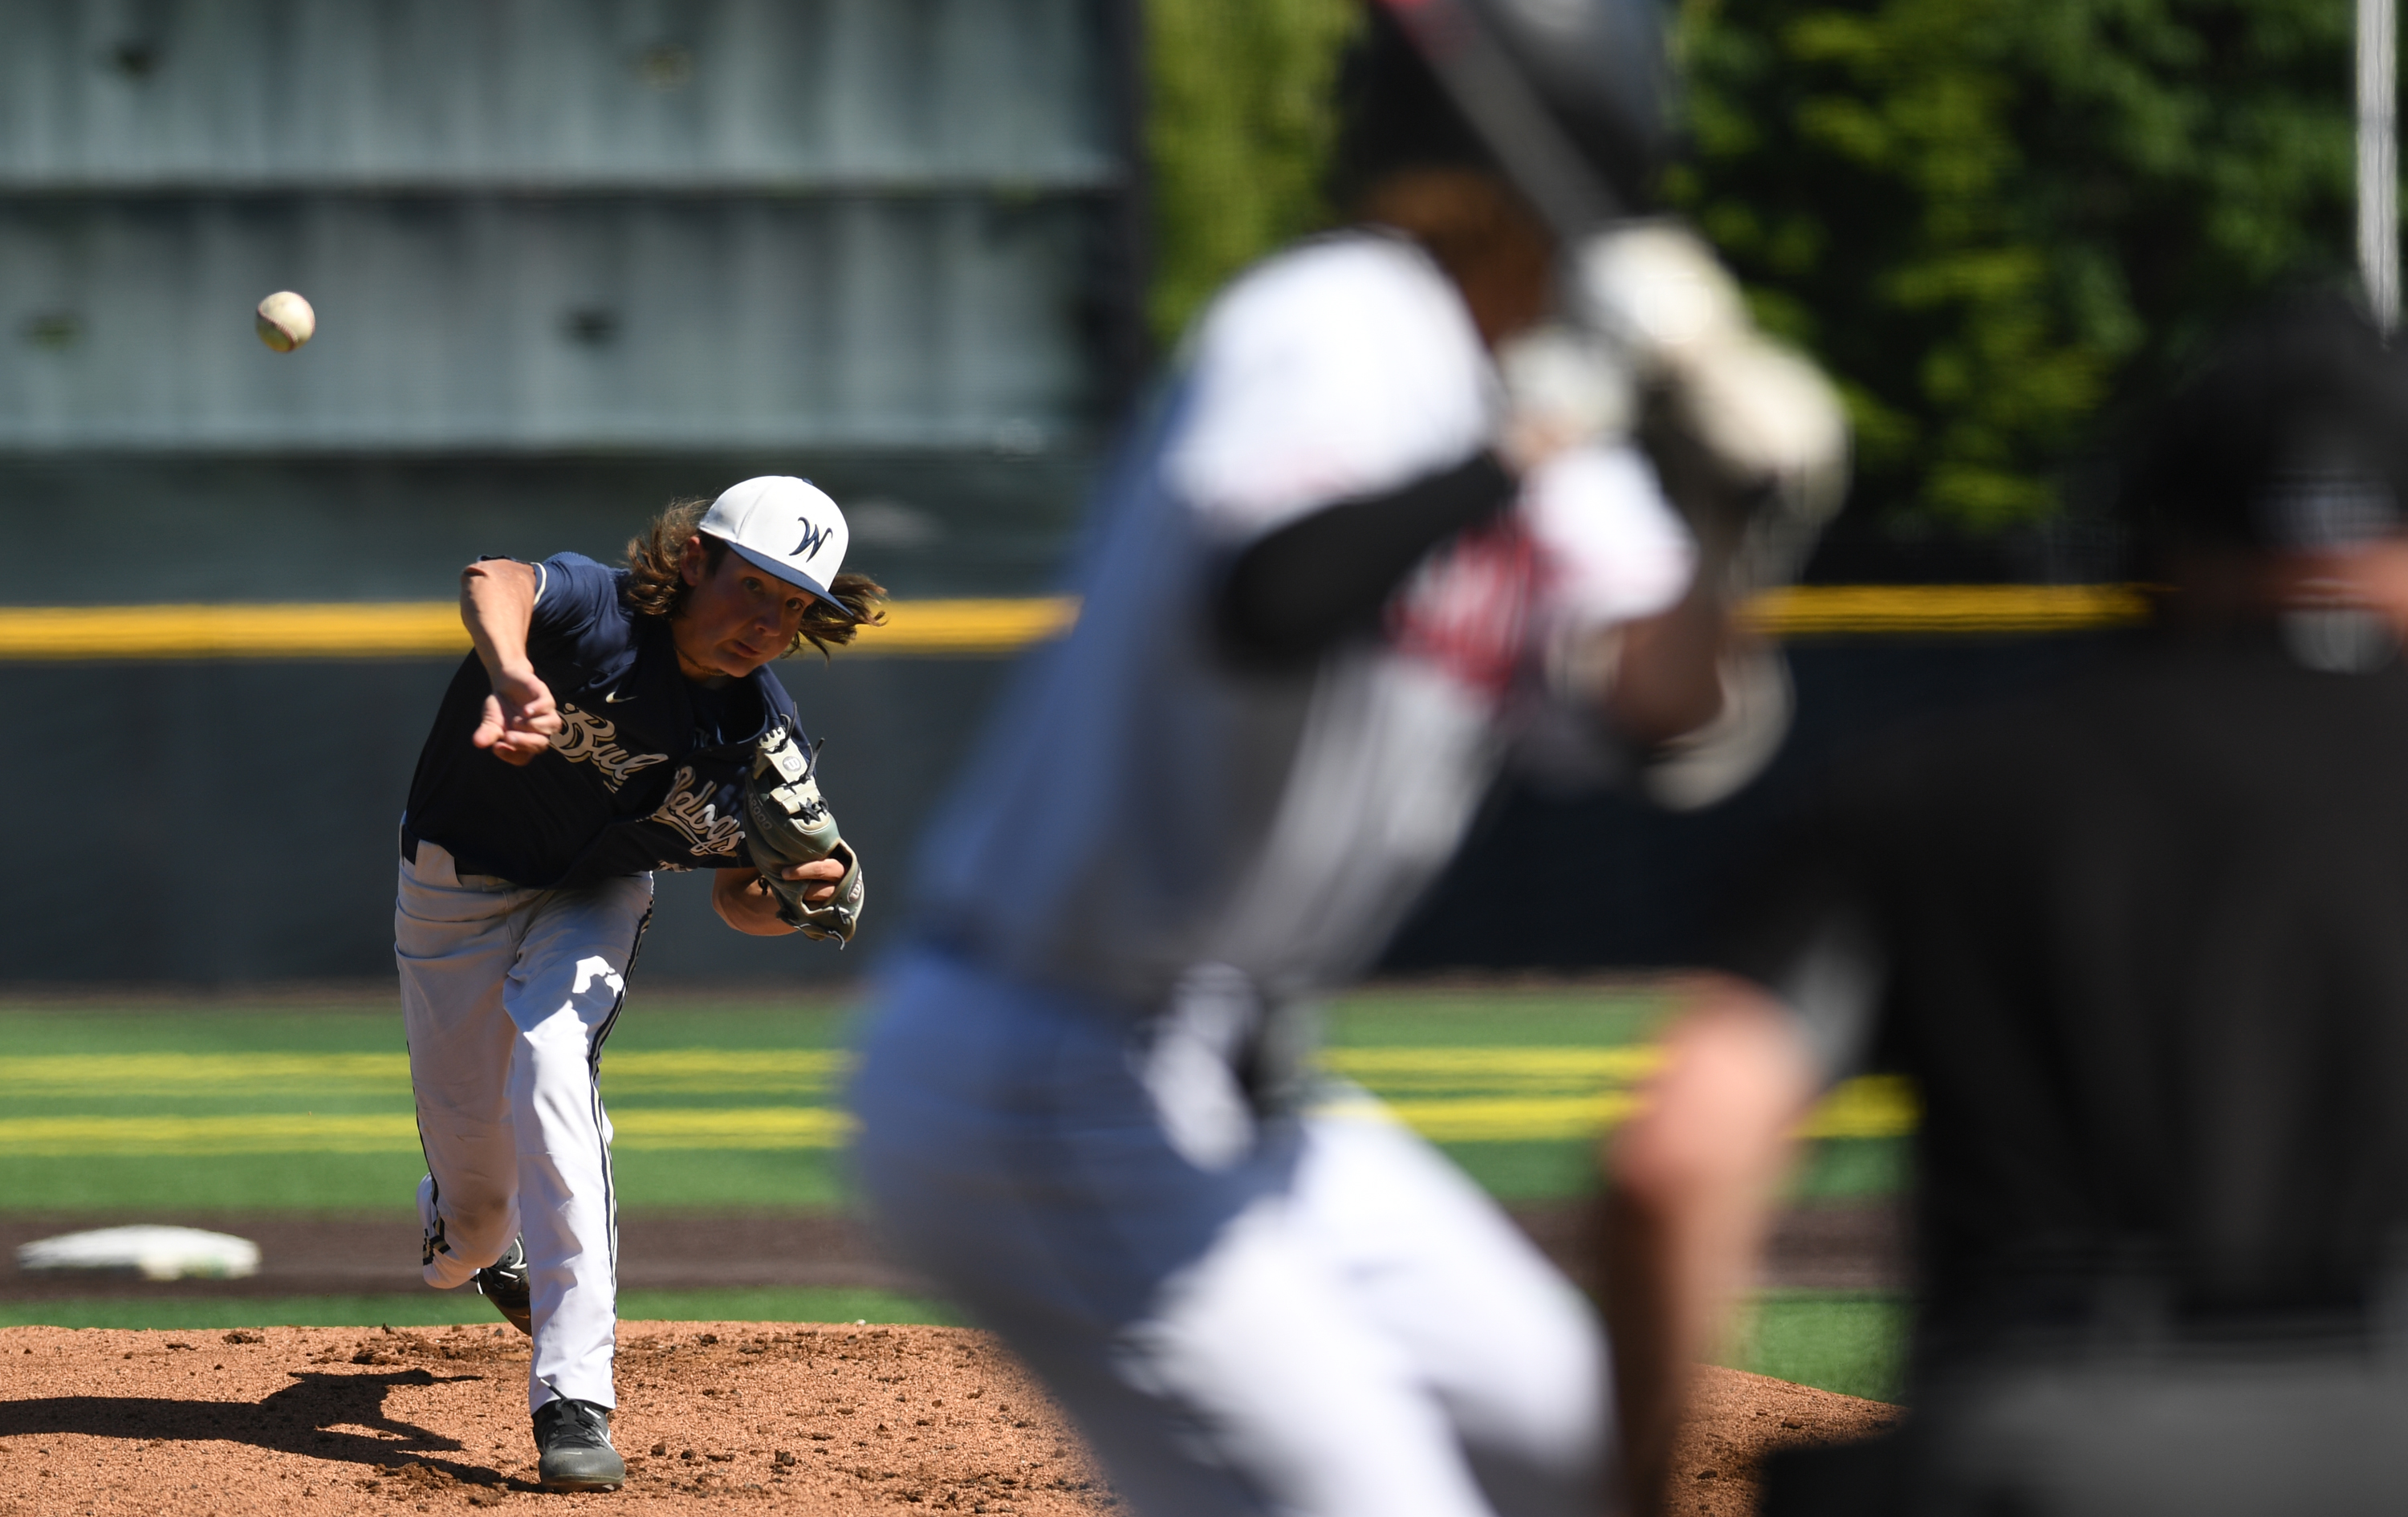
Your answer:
[741,726,865,944]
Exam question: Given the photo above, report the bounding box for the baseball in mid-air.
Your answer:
[254,291,315,352]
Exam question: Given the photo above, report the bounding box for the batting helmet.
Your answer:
[1337,0,1674,234]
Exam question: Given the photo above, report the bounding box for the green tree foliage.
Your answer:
[1140,0,2369,533]
[1670,0,2363,529]
[1145,0,1362,350]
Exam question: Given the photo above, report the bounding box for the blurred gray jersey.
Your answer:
[913,234,1693,1013]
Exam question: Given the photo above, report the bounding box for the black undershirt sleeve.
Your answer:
[1213,450,1517,668]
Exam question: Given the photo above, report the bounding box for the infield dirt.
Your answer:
[0,1324,1889,1515]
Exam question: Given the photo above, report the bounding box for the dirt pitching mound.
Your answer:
[0,1323,1107,1515]
[1671,1365,1901,1515]
[0,1325,1890,1515]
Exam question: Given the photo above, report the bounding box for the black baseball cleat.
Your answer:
[474,1236,533,1336]
[534,1397,626,1491]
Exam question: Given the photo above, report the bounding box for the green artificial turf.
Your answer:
[5,1155,413,1214]
[0,987,1904,1215]
[1324,985,1675,1046]
[0,1007,376,1056]
[1437,1141,1601,1203]
[0,1001,857,1060]
[2,1151,854,1214]
[1786,1137,1912,1202]
[0,991,1910,1395]
[0,1000,860,1214]
[613,1287,963,1327]
[1723,1291,1912,1403]
[0,1286,961,1332]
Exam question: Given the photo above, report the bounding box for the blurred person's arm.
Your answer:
[1215,452,1517,665]
[1601,979,1820,1517]
[1511,437,1735,751]
[1212,445,1743,739]
[1605,814,1886,1517]
[1597,570,1731,746]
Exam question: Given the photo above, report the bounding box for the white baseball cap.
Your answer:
[698,476,852,614]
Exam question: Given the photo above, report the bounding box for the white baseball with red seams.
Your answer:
[254,290,315,352]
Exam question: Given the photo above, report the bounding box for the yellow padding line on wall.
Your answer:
[0,596,1080,661]
[1745,583,2147,636]
[0,585,2140,661]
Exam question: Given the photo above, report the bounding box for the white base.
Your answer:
[16,1225,262,1281]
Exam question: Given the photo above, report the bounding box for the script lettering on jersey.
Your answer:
[549,702,670,793]
[792,518,831,559]
[650,766,743,857]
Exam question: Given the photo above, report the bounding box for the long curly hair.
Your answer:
[622,498,889,660]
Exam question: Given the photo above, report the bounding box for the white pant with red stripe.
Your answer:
[395,837,652,1413]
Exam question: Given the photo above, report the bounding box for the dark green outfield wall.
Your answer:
[0,445,1088,985]
[0,650,1019,984]
[0,629,2124,985]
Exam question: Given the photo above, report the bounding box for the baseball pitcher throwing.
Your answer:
[395,478,882,1490]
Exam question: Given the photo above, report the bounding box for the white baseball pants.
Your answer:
[854,949,1610,1517]
[395,837,651,1413]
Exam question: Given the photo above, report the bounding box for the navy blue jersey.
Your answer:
[402,553,803,889]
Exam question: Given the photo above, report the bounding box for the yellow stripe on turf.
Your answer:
[1320,1076,1914,1142]
[0,1049,849,1097]
[1801,1074,1919,1139]
[1369,1092,1648,1141]
[0,1106,856,1155]
[0,1113,421,1155]
[9,1047,1658,1097]
[1323,1047,1664,1088]
[601,1049,850,1083]
[612,1107,854,1149]
[0,1051,1915,1149]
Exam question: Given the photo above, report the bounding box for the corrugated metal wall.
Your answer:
[1,0,1135,451]
[2,1,1116,190]
[0,0,1140,984]
[2,197,1102,449]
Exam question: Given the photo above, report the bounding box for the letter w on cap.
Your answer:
[793,519,831,557]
